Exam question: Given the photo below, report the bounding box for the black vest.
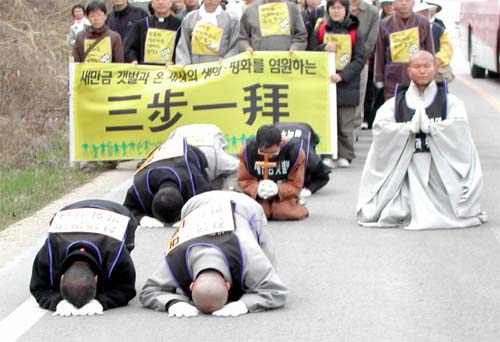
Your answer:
[395,82,448,153]
[245,138,303,183]
[132,146,210,216]
[165,232,244,301]
[47,201,132,289]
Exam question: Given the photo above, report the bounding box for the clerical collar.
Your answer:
[156,15,169,22]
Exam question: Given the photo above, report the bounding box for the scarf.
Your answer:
[198,4,223,26]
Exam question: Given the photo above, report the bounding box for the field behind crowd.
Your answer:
[0,0,99,229]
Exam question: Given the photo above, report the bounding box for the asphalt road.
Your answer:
[1,4,500,341]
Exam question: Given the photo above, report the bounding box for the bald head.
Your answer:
[409,50,435,64]
[191,270,228,314]
[408,50,437,90]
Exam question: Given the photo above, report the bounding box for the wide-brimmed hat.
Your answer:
[427,1,443,13]
[413,1,437,13]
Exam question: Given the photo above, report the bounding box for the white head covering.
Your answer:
[413,1,437,13]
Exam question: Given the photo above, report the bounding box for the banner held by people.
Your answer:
[69,51,336,161]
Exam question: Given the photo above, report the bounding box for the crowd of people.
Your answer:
[34,0,487,317]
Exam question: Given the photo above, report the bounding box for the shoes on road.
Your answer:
[322,158,337,169]
[337,158,350,168]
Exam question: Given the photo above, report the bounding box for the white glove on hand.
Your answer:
[168,302,199,318]
[300,188,312,198]
[74,299,103,316]
[140,216,164,228]
[420,108,431,134]
[257,180,269,199]
[375,81,384,89]
[54,300,78,317]
[408,106,421,133]
[212,300,248,317]
[257,180,278,199]
[265,180,278,197]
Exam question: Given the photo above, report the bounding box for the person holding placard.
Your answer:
[374,0,434,100]
[238,0,308,53]
[29,200,138,317]
[175,0,240,65]
[308,0,367,168]
[140,190,287,317]
[73,1,124,64]
[125,0,182,65]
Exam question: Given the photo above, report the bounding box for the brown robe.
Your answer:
[374,13,434,100]
[237,142,308,221]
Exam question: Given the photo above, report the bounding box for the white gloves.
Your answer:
[257,180,278,200]
[375,81,384,89]
[212,300,248,317]
[140,216,164,228]
[168,302,199,318]
[300,188,312,198]
[74,299,103,316]
[54,299,78,317]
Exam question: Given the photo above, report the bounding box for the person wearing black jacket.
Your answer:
[123,142,212,227]
[308,0,366,168]
[29,199,138,316]
[106,0,148,46]
[124,0,182,64]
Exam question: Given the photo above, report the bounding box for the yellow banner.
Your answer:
[324,33,352,70]
[70,51,335,161]
[389,27,419,63]
[84,37,112,63]
[258,2,290,37]
[192,22,224,56]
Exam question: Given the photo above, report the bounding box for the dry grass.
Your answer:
[0,0,107,229]
[0,0,82,166]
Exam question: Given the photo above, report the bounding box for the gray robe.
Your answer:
[175,7,240,65]
[238,0,307,52]
[167,124,239,189]
[139,191,287,312]
[356,81,486,230]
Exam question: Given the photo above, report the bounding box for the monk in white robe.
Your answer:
[357,51,487,230]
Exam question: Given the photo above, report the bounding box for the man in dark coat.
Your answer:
[123,141,212,227]
[29,199,138,316]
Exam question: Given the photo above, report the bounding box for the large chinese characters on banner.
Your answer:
[69,51,336,161]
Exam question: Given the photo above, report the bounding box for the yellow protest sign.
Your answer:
[324,33,352,70]
[167,199,234,254]
[69,51,337,161]
[389,27,420,63]
[84,37,112,63]
[144,28,176,64]
[258,2,290,37]
[192,22,224,56]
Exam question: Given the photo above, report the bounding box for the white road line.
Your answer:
[0,178,134,341]
[0,297,46,342]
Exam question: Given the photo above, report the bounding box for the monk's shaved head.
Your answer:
[191,270,228,314]
[408,51,437,91]
[409,50,436,66]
